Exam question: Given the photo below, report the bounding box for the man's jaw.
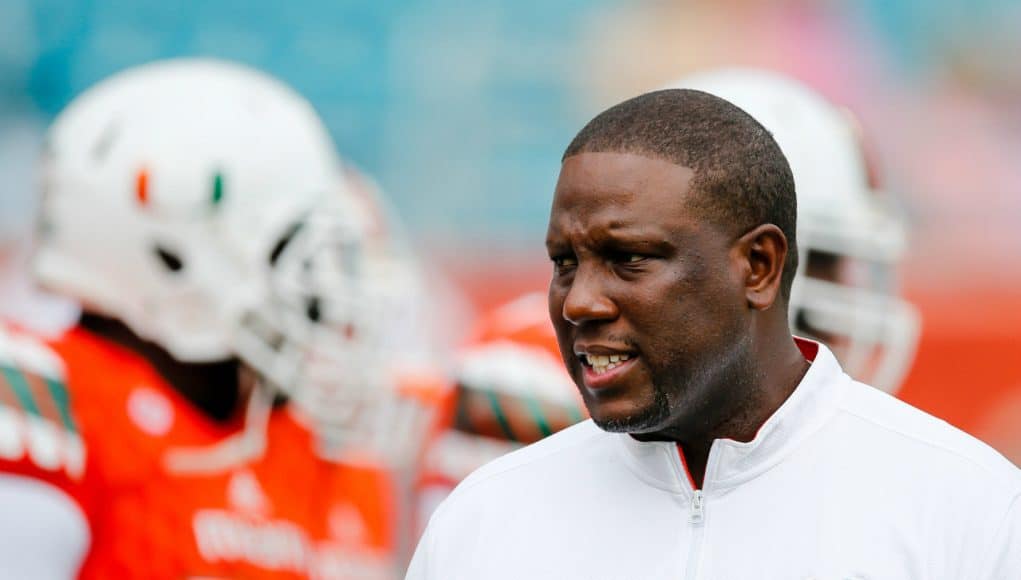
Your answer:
[589,384,671,434]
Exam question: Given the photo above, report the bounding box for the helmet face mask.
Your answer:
[233,190,434,464]
[792,250,919,393]
[669,68,921,393]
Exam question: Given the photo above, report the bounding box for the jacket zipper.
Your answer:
[689,489,704,524]
[684,489,705,580]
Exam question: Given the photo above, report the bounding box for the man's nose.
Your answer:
[562,264,619,326]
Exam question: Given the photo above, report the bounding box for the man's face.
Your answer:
[546,152,752,437]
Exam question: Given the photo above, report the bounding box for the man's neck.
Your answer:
[79,313,242,422]
[677,336,810,489]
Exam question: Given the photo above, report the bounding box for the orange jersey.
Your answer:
[0,322,442,579]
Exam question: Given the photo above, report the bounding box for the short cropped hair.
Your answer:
[563,89,798,300]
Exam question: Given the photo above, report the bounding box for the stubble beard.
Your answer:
[589,381,672,434]
[591,337,757,438]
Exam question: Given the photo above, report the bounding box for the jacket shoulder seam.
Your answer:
[837,405,1020,486]
[441,425,604,505]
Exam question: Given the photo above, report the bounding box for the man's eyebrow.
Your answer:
[598,221,669,238]
[595,232,674,251]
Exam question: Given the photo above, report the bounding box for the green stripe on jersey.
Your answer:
[567,404,584,424]
[1,364,40,417]
[484,390,518,442]
[523,395,553,438]
[43,378,76,433]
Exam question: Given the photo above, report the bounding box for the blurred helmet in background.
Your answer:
[669,68,920,393]
[36,58,340,362]
[233,164,445,463]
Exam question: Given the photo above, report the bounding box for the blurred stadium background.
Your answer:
[2,0,1020,461]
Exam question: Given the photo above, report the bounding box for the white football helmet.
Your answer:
[36,58,341,362]
[668,69,920,393]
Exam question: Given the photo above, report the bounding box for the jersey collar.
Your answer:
[614,338,851,494]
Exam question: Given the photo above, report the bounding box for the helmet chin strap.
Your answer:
[162,379,274,475]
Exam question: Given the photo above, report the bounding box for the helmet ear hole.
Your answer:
[305,296,322,322]
[153,245,185,273]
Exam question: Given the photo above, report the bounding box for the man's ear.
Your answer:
[734,224,788,311]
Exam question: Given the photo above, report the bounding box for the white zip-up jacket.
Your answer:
[407,341,1021,579]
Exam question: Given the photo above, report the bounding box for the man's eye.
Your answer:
[552,256,577,269]
[616,253,647,265]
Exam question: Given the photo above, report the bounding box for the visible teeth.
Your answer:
[584,353,632,373]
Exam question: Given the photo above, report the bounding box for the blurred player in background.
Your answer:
[452,292,583,444]
[0,58,446,578]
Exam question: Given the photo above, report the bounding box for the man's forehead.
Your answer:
[547,208,660,232]
[546,208,683,242]
[554,152,693,202]
[547,195,698,249]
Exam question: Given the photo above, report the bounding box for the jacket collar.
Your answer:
[614,338,851,494]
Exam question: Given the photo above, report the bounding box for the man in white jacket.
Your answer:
[407,81,1021,579]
